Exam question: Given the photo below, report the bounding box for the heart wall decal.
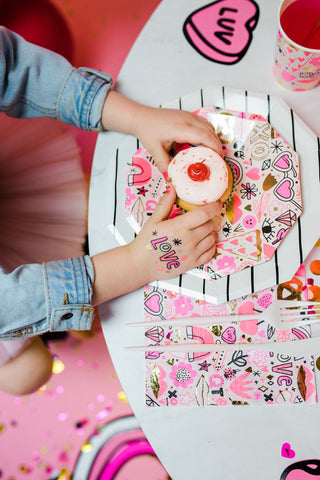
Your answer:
[183,0,260,65]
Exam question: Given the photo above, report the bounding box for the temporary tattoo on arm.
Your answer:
[150,236,181,270]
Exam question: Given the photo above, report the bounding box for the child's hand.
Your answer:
[132,105,223,174]
[91,186,220,306]
[101,91,222,174]
[128,185,219,282]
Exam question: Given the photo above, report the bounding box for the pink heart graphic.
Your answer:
[144,292,163,316]
[281,442,296,458]
[246,167,260,180]
[183,0,259,65]
[274,153,290,170]
[275,178,294,201]
[231,239,239,246]
[287,47,293,53]
[238,247,246,254]
[221,326,236,344]
[298,57,305,61]
[246,235,253,243]
[281,70,296,82]
[310,55,320,66]
[289,57,295,63]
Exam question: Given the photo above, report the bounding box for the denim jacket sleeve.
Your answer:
[0,27,112,130]
[0,256,95,339]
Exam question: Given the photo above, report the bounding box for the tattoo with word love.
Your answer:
[150,236,181,270]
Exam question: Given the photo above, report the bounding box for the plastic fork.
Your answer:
[126,300,320,329]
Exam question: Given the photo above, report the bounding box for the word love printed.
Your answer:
[151,236,181,270]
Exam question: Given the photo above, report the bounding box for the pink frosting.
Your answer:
[168,146,228,205]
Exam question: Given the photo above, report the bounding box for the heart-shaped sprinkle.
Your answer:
[281,442,296,458]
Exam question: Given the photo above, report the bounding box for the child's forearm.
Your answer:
[101,90,143,136]
[90,245,150,306]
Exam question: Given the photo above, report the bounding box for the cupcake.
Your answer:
[168,146,233,211]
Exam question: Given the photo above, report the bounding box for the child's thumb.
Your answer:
[151,185,176,223]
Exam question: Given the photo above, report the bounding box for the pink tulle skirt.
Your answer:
[0,114,88,365]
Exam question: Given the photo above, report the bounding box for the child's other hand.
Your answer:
[133,106,223,174]
[128,185,218,282]
[101,91,222,174]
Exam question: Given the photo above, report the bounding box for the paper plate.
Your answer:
[124,105,302,280]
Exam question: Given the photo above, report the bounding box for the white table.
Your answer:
[89,1,320,478]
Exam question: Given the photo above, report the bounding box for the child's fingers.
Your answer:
[181,122,223,156]
[149,185,177,223]
[196,243,217,267]
[181,202,222,229]
[191,220,215,244]
[196,231,216,253]
[151,145,170,173]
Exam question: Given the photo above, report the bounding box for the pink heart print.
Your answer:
[281,442,296,458]
[281,69,296,82]
[274,178,294,201]
[183,0,259,64]
[246,167,260,180]
[144,292,163,316]
[221,326,236,344]
[274,153,291,170]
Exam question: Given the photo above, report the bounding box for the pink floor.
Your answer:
[0,1,170,478]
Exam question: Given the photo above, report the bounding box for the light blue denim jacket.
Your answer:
[0,27,113,339]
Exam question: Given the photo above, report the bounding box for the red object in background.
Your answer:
[280,0,320,49]
[0,0,74,61]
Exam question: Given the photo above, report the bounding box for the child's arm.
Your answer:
[101,90,222,173]
[91,185,219,305]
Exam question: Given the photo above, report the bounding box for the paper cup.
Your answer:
[273,0,320,91]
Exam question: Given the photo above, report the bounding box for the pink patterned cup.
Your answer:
[273,0,320,91]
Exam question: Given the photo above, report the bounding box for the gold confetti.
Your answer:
[117,391,127,403]
[81,442,93,453]
[52,358,65,374]
[210,325,223,336]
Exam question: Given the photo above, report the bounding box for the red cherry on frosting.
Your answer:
[187,161,210,181]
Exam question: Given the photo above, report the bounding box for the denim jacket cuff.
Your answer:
[57,67,112,131]
[43,256,95,332]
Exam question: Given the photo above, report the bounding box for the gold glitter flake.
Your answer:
[150,365,161,399]
[210,325,223,336]
[117,391,128,403]
[81,442,93,453]
[52,358,65,374]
